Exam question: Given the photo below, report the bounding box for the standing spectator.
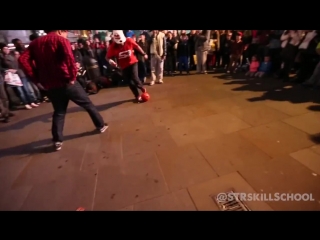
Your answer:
[294,30,319,83]
[188,30,197,70]
[278,30,303,81]
[165,32,177,76]
[219,31,232,69]
[172,30,179,73]
[19,30,108,151]
[227,32,244,73]
[177,30,190,74]
[267,30,283,73]
[148,30,166,85]
[137,34,149,83]
[12,38,26,54]
[195,30,211,74]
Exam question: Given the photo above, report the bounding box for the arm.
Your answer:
[131,38,147,55]
[280,31,290,41]
[18,47,39,84]
[59,38,77,82]
[162,36,167,57]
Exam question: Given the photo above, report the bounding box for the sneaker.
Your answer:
[31,103,39,107]
[158,80,164,84]
[149,81,155,86]
[54,142,63,151]
[99,124,109,133]
[142,87,147,93]
[25,104,32,110]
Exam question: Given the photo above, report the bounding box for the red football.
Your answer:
[141,92,150,102]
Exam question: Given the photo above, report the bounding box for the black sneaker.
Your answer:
[54,142,63,151]
[99,124,109,133]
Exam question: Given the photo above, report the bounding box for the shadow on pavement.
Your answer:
[0,99,132,133]
[0,130,99,158]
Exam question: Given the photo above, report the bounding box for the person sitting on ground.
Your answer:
[255,56,272,78]
[245,55,260,78]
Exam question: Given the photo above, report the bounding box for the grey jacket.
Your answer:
[195,30,211,52]
[0,54,26,78]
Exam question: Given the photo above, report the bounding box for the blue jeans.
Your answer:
[14,77,37,104]
[179,56,189,72]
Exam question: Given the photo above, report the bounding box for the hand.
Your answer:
[144,54,148,60]
[37,83,46,91]
[109,59,117,67]
[68,81,75,86]
[161,56,166,61]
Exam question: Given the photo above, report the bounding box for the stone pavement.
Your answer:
[1,72,320,211]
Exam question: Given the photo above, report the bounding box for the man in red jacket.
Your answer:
[106,30,147,102]
[19,30,108,151]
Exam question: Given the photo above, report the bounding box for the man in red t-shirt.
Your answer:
[106,30,147,102]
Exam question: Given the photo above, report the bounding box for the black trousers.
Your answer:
[165,55,174,72]
[268,48,282,73]
[0,83,9,117]
[122,63,144,98]
[47,81,105,142]
[297,52,318,82]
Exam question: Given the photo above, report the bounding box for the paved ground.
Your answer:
[1,72,320,211]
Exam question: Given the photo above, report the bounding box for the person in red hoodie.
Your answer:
[106,30,147,103]
[227,32,244,73]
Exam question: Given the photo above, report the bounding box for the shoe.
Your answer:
[31,103,39,107]
[134,97,143,103]
[25,104,32,110]
[99,124,109,133]
[54,142,63,151]
[158,80,164,84]
[142,87,147,93]
[149,81,155,86]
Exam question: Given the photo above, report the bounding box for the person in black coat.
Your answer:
[165,32,177,76]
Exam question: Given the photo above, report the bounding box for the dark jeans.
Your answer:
[138,61,147,82]
[0,83,9,117]
[178,56,189,72]
[268,48,282,73]
[47,81,105,142]
[122,63,144,98]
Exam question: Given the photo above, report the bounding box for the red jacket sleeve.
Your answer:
[59,37,77,82]
[18,45,39,84]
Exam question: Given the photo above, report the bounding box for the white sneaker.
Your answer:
[25,104,32,110]
[54,142,63,151]
[158,80,164,84]
[150,81,155,86]
[99,124,109,133]
[31,103,39,107]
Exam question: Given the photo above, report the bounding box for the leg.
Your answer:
[178,56,183,73]
[15,86,29,105]
[250,72,255,78]
[304,61,320,85]
[130,63,145,92]
[245,71,250,77]
[259,72,265,78]
[46,88,69,143]
[122,65,140,98]
[67,81,105,129]
[150,55,157,85]
[196,51,202,73]
[157,57,164,83]
[183,56,189,73]
[20,77,35,103]
[0,83,10,121]
[202,51,208,73]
